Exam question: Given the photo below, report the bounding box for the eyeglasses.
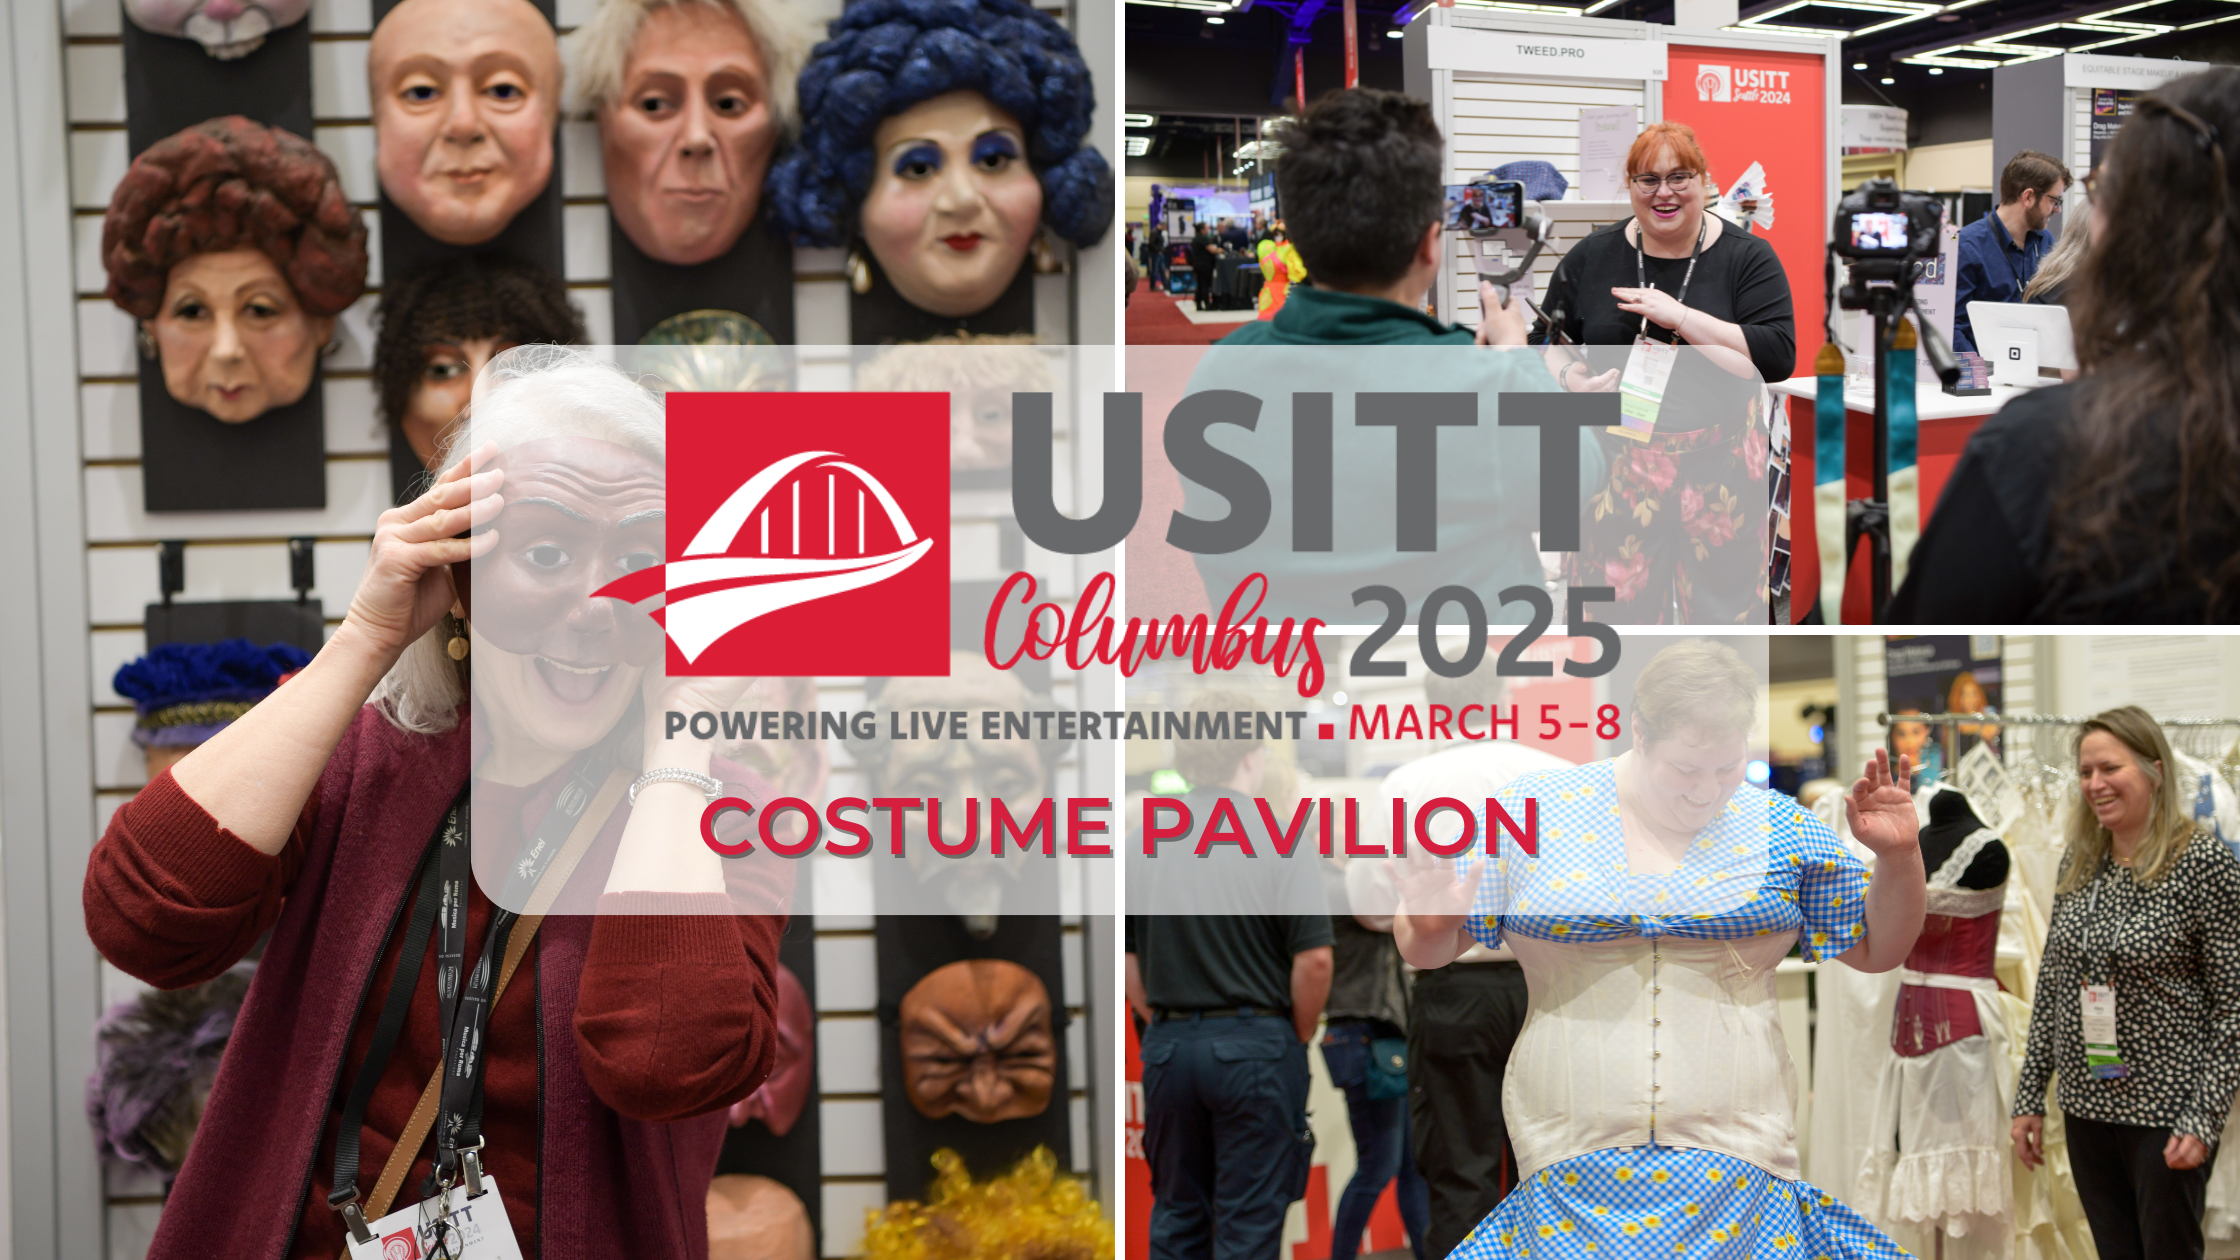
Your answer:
[2039,191,2065,211]
[1630,171,1699,193]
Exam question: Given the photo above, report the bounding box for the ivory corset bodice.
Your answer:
[1460,761,1874,1185]
[1505,930,1805,1181]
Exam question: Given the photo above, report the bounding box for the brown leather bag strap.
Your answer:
[355,764,631,1229]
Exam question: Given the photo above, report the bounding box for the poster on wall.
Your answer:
[2090,88,2139,170]
[1885,635,2002,785]
[1662,46,1827,381]
[1578,104,1637,201]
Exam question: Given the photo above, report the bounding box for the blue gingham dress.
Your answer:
[1445,760,1914,1260]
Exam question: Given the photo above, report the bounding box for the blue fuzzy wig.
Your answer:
[113,639,312,713]
[767,0,1113,251]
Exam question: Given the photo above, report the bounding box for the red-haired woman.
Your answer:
[103,115,368,423]
[1530,121,1795,624]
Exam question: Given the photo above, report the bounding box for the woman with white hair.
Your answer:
[84,347,786,1260]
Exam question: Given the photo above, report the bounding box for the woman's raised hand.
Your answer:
[1844,747,1921,860]
[344,442,505,660]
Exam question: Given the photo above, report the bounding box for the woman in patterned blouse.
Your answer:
[1392,639,1926,1259]
[2011,705,2240,1260]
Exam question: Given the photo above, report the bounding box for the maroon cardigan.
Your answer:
[84,705,785,1259]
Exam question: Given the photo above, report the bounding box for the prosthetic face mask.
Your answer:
[125,0,310,58]
[150,248,332,423]
[460,437,666,755]
[601,3,780,266]
[402,336,515,468]
[370,0,560,247]
[897,959,1056,1123]
[860,91,1044,319]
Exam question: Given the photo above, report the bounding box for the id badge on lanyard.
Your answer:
[2081,878,2131,1080]
[1616,338,1679,441]
[1608,220,1703,443]
[345,1176,525,1260]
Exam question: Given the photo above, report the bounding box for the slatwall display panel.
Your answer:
[1446,76,1644,324]
[2072,86,2092,180]
[63,0,1105,1248]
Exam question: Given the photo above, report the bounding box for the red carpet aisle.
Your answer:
[1125,278,1259,344]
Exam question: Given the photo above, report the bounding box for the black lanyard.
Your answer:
[329,740,619,1235]
[1633,218,1706,344]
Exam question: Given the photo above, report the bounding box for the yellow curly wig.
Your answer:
[861,1147,1113,1260]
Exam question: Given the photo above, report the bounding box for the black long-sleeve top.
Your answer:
[2014,832,2240,1144]
[1529,218,1798,397]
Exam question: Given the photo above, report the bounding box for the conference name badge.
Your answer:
[2080,984,2129,1080]
[1614,335,1678,441]
[345,1176,524,1260]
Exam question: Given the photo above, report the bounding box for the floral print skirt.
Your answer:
[1566,397,1773,624]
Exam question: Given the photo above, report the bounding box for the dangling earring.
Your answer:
[1032,229,1063,275]
[847,247,872,295]
[321,333,343,358]
[446,614,471,661]
[136,323,158,361]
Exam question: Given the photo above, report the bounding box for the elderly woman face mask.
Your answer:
[861,91,1044,319]
[600,3,780,266]
[151,247,333,423]
[369,0,561,247]
[103,116,368,424]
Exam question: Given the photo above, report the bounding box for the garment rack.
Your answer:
[1875,712,2240,727]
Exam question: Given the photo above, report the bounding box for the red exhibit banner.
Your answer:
[1661,45,1827,383]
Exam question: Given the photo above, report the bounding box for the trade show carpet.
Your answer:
[1125,279,1258,344]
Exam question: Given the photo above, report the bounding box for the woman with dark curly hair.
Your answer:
[373,259,585,473]
[766,0,1111,321]
[104,115,368,423]
[1892,66,2240,621]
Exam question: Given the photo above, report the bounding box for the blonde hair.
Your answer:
[1631,639,1760,747]
[569,0,817,137]
[2023,205,2093,303]
[2056,705,2202,893]
[374,346,666,734]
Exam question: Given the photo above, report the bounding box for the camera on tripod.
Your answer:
[1833,179,1943,267]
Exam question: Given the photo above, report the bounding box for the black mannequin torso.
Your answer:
[1919,787,2009,890]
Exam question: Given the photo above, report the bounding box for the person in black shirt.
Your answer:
[1892,69,2240,622]
[1127,691,1333,1260]
[1529,120,1794,624]
[1189,224,1220,310]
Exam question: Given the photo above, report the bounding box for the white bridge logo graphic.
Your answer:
[604,451,935,664]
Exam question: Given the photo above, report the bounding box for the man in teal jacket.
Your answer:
[1174,88,1605,625]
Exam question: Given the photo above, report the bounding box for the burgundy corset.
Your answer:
[1891,887,2004,1057]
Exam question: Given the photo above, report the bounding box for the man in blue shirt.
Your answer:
[1953,150,2070,353]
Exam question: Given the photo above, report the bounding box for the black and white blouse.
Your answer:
[2014,829,2240,1143]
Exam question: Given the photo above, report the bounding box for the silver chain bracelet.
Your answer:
[628,767,724,806]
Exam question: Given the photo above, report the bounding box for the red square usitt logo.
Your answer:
[601,392,950,677]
